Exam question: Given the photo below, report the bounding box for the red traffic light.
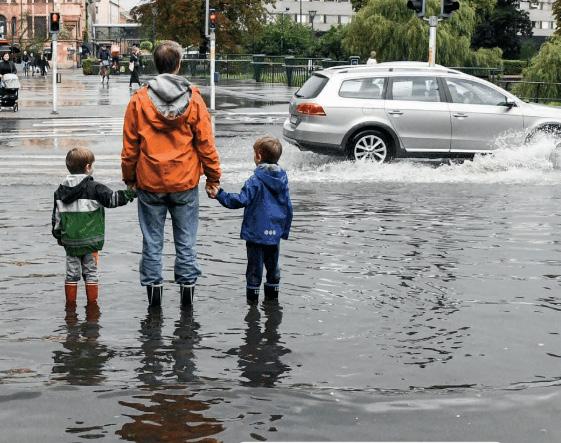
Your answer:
[50,12,61,33]
[209,9,217,30]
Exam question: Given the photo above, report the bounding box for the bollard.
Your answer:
[56,73,62,83]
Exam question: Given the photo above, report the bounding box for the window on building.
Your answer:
[11,17,16,36]
[34,16,47,39]
[0,15,6,39]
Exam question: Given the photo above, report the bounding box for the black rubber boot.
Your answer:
[264,284,279,301]
[246,288,259,304]
[180,284,195,309]
[146,285,163,307]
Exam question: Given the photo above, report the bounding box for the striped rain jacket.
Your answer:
[52,174,134,257]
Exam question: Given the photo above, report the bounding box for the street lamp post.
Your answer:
[299,0,302,25]
[280,7,289,55]
[308,10,316,32]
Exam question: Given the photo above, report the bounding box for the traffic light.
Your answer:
[209,9,217,31]
[441,0,460,17]
[50,12,61,33]
[407,0,425,17]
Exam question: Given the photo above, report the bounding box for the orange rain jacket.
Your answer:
[121,86,221,193]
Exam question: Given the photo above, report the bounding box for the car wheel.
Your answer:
[349,130,392,163]
[526,125,561,144]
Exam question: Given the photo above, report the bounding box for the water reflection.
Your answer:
[137,307,167,386]
[51,303,114,385]
[116,388,224,442]
[116,308,223,442]
[172,309,201,383]
[235,301,291,387]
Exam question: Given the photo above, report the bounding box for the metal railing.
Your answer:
[497,80,561,104]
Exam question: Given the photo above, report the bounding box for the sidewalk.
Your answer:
[1,69,293,120]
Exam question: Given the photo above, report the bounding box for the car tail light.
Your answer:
[296,103,326,116]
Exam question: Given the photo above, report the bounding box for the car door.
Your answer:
[444,77,524,152]
[385,75,451,152]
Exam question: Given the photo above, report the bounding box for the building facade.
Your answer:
[266,0,353,32]
[93,0,126,25]
[0,0,86,67]
[519,0,556,39]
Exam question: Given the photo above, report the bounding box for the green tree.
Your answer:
[130,0,272,51]
[351,0,366,12]
[251,16,315,56]
[472,0,532,59]
[315,26,350,60]
[553,0,561,37]
[343,0,501,67]
[516,38,561,101]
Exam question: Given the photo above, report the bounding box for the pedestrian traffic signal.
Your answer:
[50,12,61,33]
[441,0,460,17]
[209,9,217,31]
[407,0,425,17]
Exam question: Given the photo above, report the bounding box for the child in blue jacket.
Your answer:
[210,136,293,304]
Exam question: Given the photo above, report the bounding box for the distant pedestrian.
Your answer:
[121,40,221,309]
[367,51,377,65]
[52,148,136,307]
[99,45,111,83]
[0,53,17,77]
[29,52,37,75]
[129,46,142,89]
[38,54,48,76]
[208,136,293,304]
[22,51,30,76]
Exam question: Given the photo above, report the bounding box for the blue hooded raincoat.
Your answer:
[216,164,293,245]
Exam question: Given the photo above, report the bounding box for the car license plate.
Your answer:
[290,115,298,125]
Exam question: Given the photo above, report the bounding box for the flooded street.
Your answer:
[1,72,561,442]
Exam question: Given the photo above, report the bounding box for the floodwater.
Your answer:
[2,73,561,442]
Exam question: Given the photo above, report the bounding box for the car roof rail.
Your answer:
[320,62,467,76]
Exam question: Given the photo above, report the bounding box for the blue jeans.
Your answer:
[137,188,201,286]
[246,242,280,290]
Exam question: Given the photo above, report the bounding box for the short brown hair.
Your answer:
[153,40,182,74]
[254,136,283,164]
[66,147,95,174]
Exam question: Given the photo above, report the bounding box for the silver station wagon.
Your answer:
[283,62,561,163]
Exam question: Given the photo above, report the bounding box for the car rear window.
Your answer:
[295,74,329,99]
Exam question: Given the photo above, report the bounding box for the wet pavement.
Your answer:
[2,70,561,442]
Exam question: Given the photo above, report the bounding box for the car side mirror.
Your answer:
[501,98,517,109]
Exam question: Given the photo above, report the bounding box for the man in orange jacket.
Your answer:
[121,40,221,309]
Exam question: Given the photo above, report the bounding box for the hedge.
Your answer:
[503,60,529,76]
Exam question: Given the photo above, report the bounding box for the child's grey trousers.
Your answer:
[66,253,99,283]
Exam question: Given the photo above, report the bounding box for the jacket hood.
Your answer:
[254,164,288,195]
[57,174,92,204]
[147,74,191,120]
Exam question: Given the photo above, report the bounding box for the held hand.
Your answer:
[205,184,219,199]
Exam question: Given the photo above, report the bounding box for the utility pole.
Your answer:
[50,11,61,115]
[427,16,438,67]
[208,8,217,112]
[407,0,460,66]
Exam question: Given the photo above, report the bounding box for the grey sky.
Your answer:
[120,0,142,11]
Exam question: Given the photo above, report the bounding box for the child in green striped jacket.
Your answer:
[52,147,136,307]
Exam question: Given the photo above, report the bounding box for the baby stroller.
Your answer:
[0,73,20,112]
